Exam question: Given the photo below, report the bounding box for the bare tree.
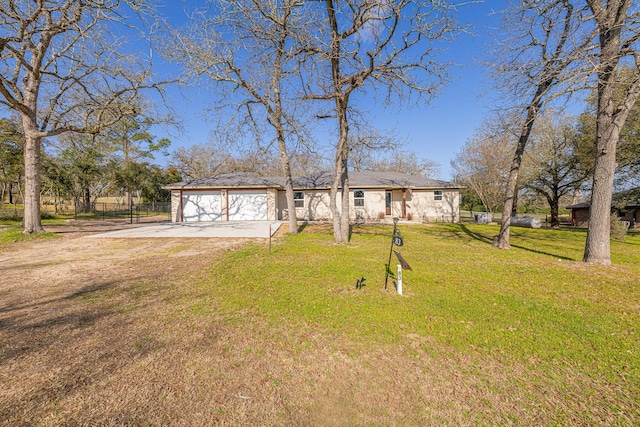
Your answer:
[583,0,640,265]
[523,110,593,227]
[365,150,440,178]
[308,0,457,243]
[491,0,596,249]
[349,129,403,173]
[0,1,168,233]
[451,118,516,214]
[347,127,440,177]
[170,143,231,181]
[163,0,316,234]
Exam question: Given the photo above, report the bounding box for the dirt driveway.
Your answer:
[0,227,281,425]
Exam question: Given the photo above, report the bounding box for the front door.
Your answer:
[385,191,392,216]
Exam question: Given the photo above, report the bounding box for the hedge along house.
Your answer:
[164,171,461,223]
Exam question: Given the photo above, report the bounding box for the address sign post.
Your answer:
[384,217,412,291]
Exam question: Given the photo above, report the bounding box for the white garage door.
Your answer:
[182,191,222,222]
[228,190,267,221]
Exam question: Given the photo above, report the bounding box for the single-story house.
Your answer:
[163,171,461,223]
[567,201,639,227]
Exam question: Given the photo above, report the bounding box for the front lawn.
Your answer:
[2,222,638,425]
[196,223,640,423]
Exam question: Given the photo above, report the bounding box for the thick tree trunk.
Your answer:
[583,140,617,265]
[583,110,619,265]
[22,130,45,234]
[583,0,638,265]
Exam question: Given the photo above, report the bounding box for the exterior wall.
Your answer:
[267,189,277,221]
[171,190,181,222]
[352,189,386,220]
[277,190,286,219]
[571,207,590,227]
[619,207,639,226]
[172,186,462,223]
[277,190,334,220]
[406,189,460,223]
[307,191,333,220]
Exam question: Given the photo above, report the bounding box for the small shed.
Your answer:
[567,202,591,227]
[567,201,639,228]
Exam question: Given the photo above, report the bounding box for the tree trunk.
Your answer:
[330,98,351,244]
[22,128,45,234]
[583,0,639,265]
[340,168,350,242]
[583,104,619,265]
[276,129,298,234]
[325,0,351,244]
[496,106,538,249]
[330,156,350,244]
[549,193,560,228]
[83,186,91,213]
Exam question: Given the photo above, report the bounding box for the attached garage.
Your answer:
[182,191,221,222]
[228,190,267,221]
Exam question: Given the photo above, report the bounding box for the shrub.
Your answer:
[0,208,20,221]
[378,212,385,220]
[406,213,413,221]
[611,217,629,242]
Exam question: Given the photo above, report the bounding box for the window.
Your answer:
[294,191,304,208]
[434,190,443,201]
[354,190,365,207]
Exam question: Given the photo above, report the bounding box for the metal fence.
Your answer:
[75,202,172,223]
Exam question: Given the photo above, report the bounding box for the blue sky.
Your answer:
[154,1,512,180]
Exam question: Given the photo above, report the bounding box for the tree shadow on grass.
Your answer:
[453,224,578,261]
[297,221,309,233]
[457,224,495,245]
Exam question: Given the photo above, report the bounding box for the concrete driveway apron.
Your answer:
[88,221,283,238]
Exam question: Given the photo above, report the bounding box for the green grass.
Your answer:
[196,223,640,387]
[0,225,60,245]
